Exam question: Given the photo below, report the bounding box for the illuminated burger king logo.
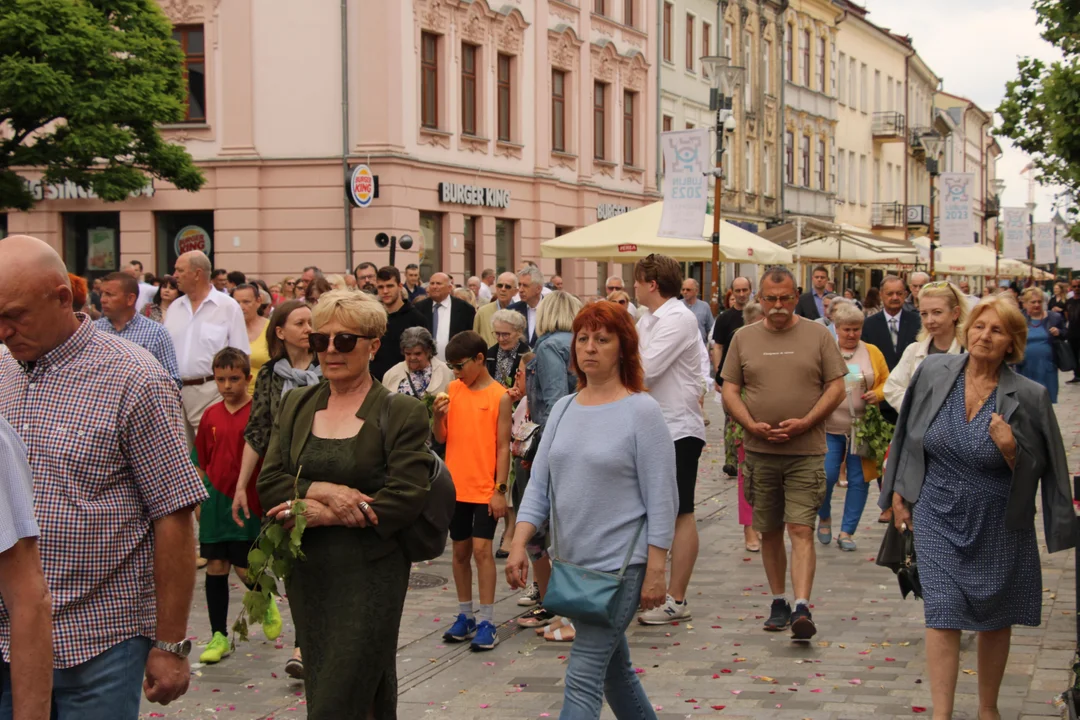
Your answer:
[349,165,375,208]
[174,225,212,256]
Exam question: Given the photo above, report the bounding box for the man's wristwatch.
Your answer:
[152,639,192,658]
[495,483,508,494]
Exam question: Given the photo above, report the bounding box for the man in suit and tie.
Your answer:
[414,272,477,360]
[508,266,545,346]
[794,266,830,320]
[861,275,920,423]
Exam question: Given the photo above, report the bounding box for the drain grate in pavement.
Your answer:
[408,571,448,590]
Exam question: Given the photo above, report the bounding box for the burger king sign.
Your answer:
[174,225,212,257]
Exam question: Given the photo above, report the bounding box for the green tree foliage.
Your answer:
[998,0,1080,228]
[0,0,205,211]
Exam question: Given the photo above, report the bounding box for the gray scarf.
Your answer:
[273,358,322,397]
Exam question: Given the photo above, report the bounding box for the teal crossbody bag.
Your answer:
[539,396,646,628]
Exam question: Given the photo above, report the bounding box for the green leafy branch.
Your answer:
[231,467,307,643]
[851,405,894,476]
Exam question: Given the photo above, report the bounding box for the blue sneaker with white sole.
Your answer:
[470,620,499,651]
[443,613,477,642]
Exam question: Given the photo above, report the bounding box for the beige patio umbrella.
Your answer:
[540,201,793,265]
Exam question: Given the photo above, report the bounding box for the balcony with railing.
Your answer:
[872,112,906,142]
[783,185,835,218]
[872,202,905,229]
[906,204,930,227]
[984,195,1000,218]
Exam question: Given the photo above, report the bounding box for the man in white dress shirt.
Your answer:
[164,251,250,446]
[125,260,158,313]
[633,254,708,625]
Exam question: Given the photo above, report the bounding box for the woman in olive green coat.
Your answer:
[258,290,433,720]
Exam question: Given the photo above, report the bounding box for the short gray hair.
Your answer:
[830,301,864,327]
[518,266,545,285]
[742,302,763,324]
[760,266,796,290]
[399,326,436,356]
[491,309,526,335]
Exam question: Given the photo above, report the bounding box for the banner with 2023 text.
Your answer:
[938,173,975,248]
[658,129,710,240]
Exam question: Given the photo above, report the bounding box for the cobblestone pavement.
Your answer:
[141,379,1080,720]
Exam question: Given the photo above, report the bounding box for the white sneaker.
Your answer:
[637,595,691,625]
[517,582,540,607]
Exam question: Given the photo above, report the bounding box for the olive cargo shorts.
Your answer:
[743,451,827,532]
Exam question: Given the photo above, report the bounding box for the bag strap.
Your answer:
[545,394,646,577]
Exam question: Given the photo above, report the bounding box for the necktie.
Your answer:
[888,317,899,351]
[432,302,441,337]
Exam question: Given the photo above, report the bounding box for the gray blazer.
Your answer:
[880,353,1076,553]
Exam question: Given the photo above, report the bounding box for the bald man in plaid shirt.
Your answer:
[0,237,208,720]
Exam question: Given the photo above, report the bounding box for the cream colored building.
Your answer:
[903,50,941,239]
[658,0,785,232]
[934,91,1002,249]
[781,0,838,221]
[833,2,909,241]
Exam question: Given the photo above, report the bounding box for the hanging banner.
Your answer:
[1059,238,1075,270]
[938,173,975,247]
[1034,222,1056,265]
[1001,208,1028,260]
[659,129,710,240]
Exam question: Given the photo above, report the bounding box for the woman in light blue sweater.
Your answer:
[508,301,677,720]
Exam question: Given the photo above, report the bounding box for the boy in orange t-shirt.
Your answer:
[433,331,512,651]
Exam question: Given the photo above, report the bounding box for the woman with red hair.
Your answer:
[507,300,678,720]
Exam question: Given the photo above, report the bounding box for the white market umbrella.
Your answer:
[540,201,793,265]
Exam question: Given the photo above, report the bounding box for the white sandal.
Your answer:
[544,622,575,642]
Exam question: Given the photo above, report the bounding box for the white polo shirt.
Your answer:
[637,297,707,443]
[164,289,250,379]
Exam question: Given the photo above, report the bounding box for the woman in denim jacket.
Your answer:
[515,290,583,638]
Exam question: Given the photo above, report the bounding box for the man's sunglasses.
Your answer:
[606,285,621,291]
[496,283,515,290]
[308,332,374,353]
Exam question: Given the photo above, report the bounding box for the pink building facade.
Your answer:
[3,0,660,295]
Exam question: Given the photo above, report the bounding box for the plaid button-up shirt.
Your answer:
[93,313,181,388]
[0,316,207,667]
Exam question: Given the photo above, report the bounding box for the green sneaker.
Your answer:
[199,632,232,664]
[263,596,283,641]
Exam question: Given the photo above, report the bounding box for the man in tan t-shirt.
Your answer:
[721,266,846,640]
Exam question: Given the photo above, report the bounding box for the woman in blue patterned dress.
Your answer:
[882,296,1077,720]
[1017,287,1065,403]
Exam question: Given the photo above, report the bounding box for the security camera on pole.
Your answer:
[699,56,745,314]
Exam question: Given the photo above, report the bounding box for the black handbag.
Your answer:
[1053,337,1077,373]
[876,523,922,600]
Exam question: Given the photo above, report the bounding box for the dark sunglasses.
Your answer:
[308,332,374,353]
[496,283,515,290]
[606,285,620,291]
[447,358,476,371]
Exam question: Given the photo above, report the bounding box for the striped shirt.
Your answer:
[93,313,182,387]
[0,414,39,555]
[0,316,207,667]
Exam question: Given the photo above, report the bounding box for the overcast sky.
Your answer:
[859,0,1064,221]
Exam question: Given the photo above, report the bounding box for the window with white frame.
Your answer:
[763,40,772,95]
[860,63,868,113]
[724,23,732,58]
[838,52,846,104]
[873,158,880,204]
[745,140,754,194]
[837,149,846,202]
[743,30,752,107]
[859,154,867,205]
[764,144,772,196]
[873,70,881,113]
[816,138,825,190]
[848,150,856,203]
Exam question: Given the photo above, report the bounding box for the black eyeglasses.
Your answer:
[606,285,621,291]
[308,332,374,353]
[447,358,476,371]
[760,294,797,305]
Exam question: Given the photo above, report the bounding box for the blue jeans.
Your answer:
[560,565,656,720]
[0,636,151,720]
[817,433,870,536]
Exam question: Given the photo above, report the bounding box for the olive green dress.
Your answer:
[257,381,433,720]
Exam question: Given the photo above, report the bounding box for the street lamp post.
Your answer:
[1026,200,1037,284]
[991,178,1006,282]
[920,133,944,278]
[701,55,744,314]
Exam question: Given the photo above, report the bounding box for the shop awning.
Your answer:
[758,218,916,265]
[539,201,794,265]
[909,238,1000,277]
[996,257,1055,280]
